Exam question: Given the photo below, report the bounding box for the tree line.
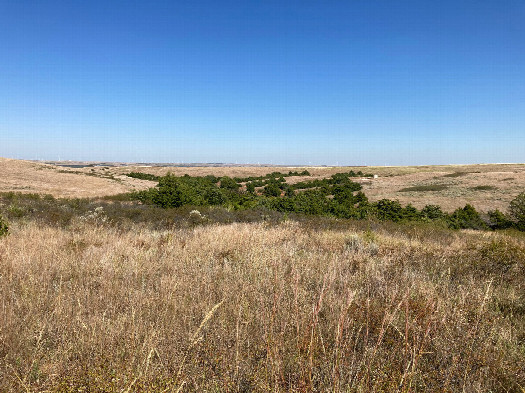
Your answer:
[129,172,525,231]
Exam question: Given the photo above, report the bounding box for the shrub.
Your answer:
[374,199,404,222]
[448,204,488,230]
[443,171,469,178]
[126,172,159,181]
[246,182,256,193]
[219,176,240,191]
[421,204,444,220]
[509,192,525,230]
[402,204,421,221]
[263,183,282,197]
[487,209,512,230]
[0,215,8,237]
[205,188,226,205]
[152,174,184,208]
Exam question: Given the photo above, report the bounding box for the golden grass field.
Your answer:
[1,157,525,391]
[1,218,524,392]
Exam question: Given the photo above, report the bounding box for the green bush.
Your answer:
[151,174,184,208]
[448,204,488,230]
[263,183,282,197]
[421,204,444,220]
[402,204,421,221]
[470,185,497,191]
[374,199,404,222]
[219,176,240,191]
[487,209,512,230]
[205,188,226,205]
[126,172,159,181]
[509,192,525,230]
[125,171,508,233]
[246,182,256,193]
[0,215,8,237]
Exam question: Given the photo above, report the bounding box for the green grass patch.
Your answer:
[399,184,449,192]
[443,172,469,178]
[470,185,497,191]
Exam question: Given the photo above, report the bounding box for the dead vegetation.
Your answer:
[0,215,524,391]
[0,158,152,198]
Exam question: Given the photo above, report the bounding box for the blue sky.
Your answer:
[1,1,524,165]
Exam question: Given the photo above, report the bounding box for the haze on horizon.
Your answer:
[1,0,524,166]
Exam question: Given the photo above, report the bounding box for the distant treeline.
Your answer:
[126,172,160,181]
[129,172,524,231]
[126,169,374,185]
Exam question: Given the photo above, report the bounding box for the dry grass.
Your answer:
[1,217,524,392]
[361,166,525,212]
[0,158,152,198]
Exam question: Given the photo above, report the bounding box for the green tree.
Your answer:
[205,188,226,205]
[219,176,240,191]
[152,174,184,208]
[421,204,444,220]
[448,204,487,230]
[487,209,512,230]
[263,183,282,197]
[402,204,421,221]
[246,182,256,194]
[509,192,525,230]
[374,199,404,222]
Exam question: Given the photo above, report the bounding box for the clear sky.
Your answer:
[1,1,524,165]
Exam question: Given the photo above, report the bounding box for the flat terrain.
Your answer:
[1,157,524,212]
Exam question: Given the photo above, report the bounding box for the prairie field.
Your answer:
[0,158,525,392]
[1,208,525,392]
[1,158,524,212]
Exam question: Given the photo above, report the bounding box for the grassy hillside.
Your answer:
[0,158,152,198]
[1,158,524,211]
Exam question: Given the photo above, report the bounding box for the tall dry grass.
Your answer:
[0,218,524,392]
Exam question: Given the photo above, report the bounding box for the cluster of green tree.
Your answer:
[288,172,371,191]
[126,172,160,181]
[233,169,311,183]
[134,174,257,210]
[244,171,372,195]
[132,172,525,231]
